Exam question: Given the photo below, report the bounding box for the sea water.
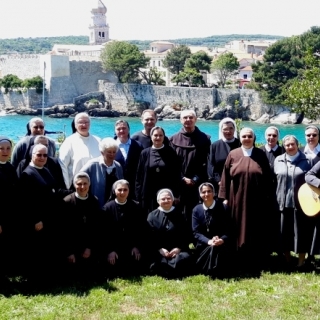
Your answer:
[0,114,308,144]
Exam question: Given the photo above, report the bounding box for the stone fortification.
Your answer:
[0,89,42,110]
[0,54,41,79]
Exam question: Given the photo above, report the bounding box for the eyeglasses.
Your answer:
[34,153,48,158]
[77,122,90,125]
[306,134,318,137]
[267,134,277,138]
[241,135,253,138]
[33,126,44,129]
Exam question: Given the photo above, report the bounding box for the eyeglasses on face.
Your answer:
[306,134,318,137]
[33,126,44,129]
[34,153,48,158]
[241,135,253,138]
[267,134,277,138]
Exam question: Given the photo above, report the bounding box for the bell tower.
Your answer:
[89,0,110,45]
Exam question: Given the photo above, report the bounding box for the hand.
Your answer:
[35,221,43,231]
[82,248,91,259]
[131,247,141,261]
[169,248,181,258]
[212,236,224,247]
[68,254,76,263]
[159,248,170,258]
[108,251,118,265]
[0,225,2,234]
[183,177,195,186]
[223,200,228,206]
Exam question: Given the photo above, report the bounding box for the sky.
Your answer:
[0,0,319,41]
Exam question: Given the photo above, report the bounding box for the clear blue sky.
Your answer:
[0,0,319,40]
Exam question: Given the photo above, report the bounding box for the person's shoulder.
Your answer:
[130,138,143,149]
[102,200,116,211]
[90,134,101,142]
[131,131,143,139]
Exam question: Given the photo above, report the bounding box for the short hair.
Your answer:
[73,172,91,185]
[75,112,90,124]
[115,119,130,130]
[180,109,196,119]
[157,188,174,202]
[282,135,299,147]
[150,126,165,137]
[32,144,47,154]
[142,109,157,120]
[34,135,48,145]
[99,137,119,152]
[29,117,44,127]
[198,182,215,195]
[112,179,130,193]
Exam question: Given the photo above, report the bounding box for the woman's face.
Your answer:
[0,141,12,162]
[305,128,319,148]
[240,130,254,149]
[200,185,214,205]
[114,183,129,203]
[158,191,173,211]
[74,177,90,198]
[221,123,235,140]
[151,129,164,148]
[284,138,298,156]
[32,147,48,168]
[102,147,117,164]
[266,129,278,148]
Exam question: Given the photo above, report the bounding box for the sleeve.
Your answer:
[58,139,73,189]
[135,151,147,202]
[305,160,320,188]
[192,206,210,245]
[218,154,232,200]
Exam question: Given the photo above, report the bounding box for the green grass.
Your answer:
[1,269,320,320]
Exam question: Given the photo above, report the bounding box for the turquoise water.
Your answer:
[0,114,309,144]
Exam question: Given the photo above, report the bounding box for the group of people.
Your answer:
[1,109,320,287]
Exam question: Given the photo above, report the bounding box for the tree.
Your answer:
[22,76,44,93]
[286,50,320,120]
[252,26,320,104]
[0,74,22,93]
[139,67,166,85]
[172,68,204,87]
[162,45,191,75]
[100,41,150,83]
[185,51,212,72]
[211,52,239,88]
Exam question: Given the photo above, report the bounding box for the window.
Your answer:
[158,61,161,67]
[243,74,247,79]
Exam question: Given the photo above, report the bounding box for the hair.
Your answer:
[99,137,119,152]
[305,125,320,134]
[34,135,48,145]
[265,126,280,138]
[282,134,299,147]
[32,144,47,154]
[150,126,165,137]
[112,179,130,193]
[142,109,157,120]
[198,182,215,195]
[0,136,12,146]
[73,172,91,185]
[75,112,90,124]
[156,188,174,202]
[29,117,44,128]
[180,109,197,119]
[115,119,130,138]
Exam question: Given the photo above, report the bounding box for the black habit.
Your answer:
[131,131,170,149]
[147,207,191,277]
[135,146,181,214]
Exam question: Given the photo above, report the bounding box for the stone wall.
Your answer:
[0,89,43,109]
[0,55,41,79]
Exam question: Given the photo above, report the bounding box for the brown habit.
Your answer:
[219,147,272,249]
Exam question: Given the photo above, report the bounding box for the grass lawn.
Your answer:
[1,266,320,320]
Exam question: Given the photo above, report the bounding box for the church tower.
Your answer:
[89,0,110,45]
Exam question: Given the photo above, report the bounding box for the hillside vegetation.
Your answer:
[0,34,284,54]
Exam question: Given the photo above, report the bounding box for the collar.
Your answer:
[203,201,216,210]
[241,146,253,156]
[30,162,43,169]
[286,152,300,162]
[115,199,127,205]
[117,138,131,146]
[75,132,90,139]
[0,160,7,164]
[152,145,165,150]
[265,144,279,152]
[304,143,320,154]
[99,156,116,168]
[221,137,235,143]
[158,206,175,213]
[75,192,88,200]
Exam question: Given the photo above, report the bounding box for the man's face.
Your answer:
[31,121,45,136]
[75,117,90,137]
[180,112,197,131]
[142,112,156,131]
